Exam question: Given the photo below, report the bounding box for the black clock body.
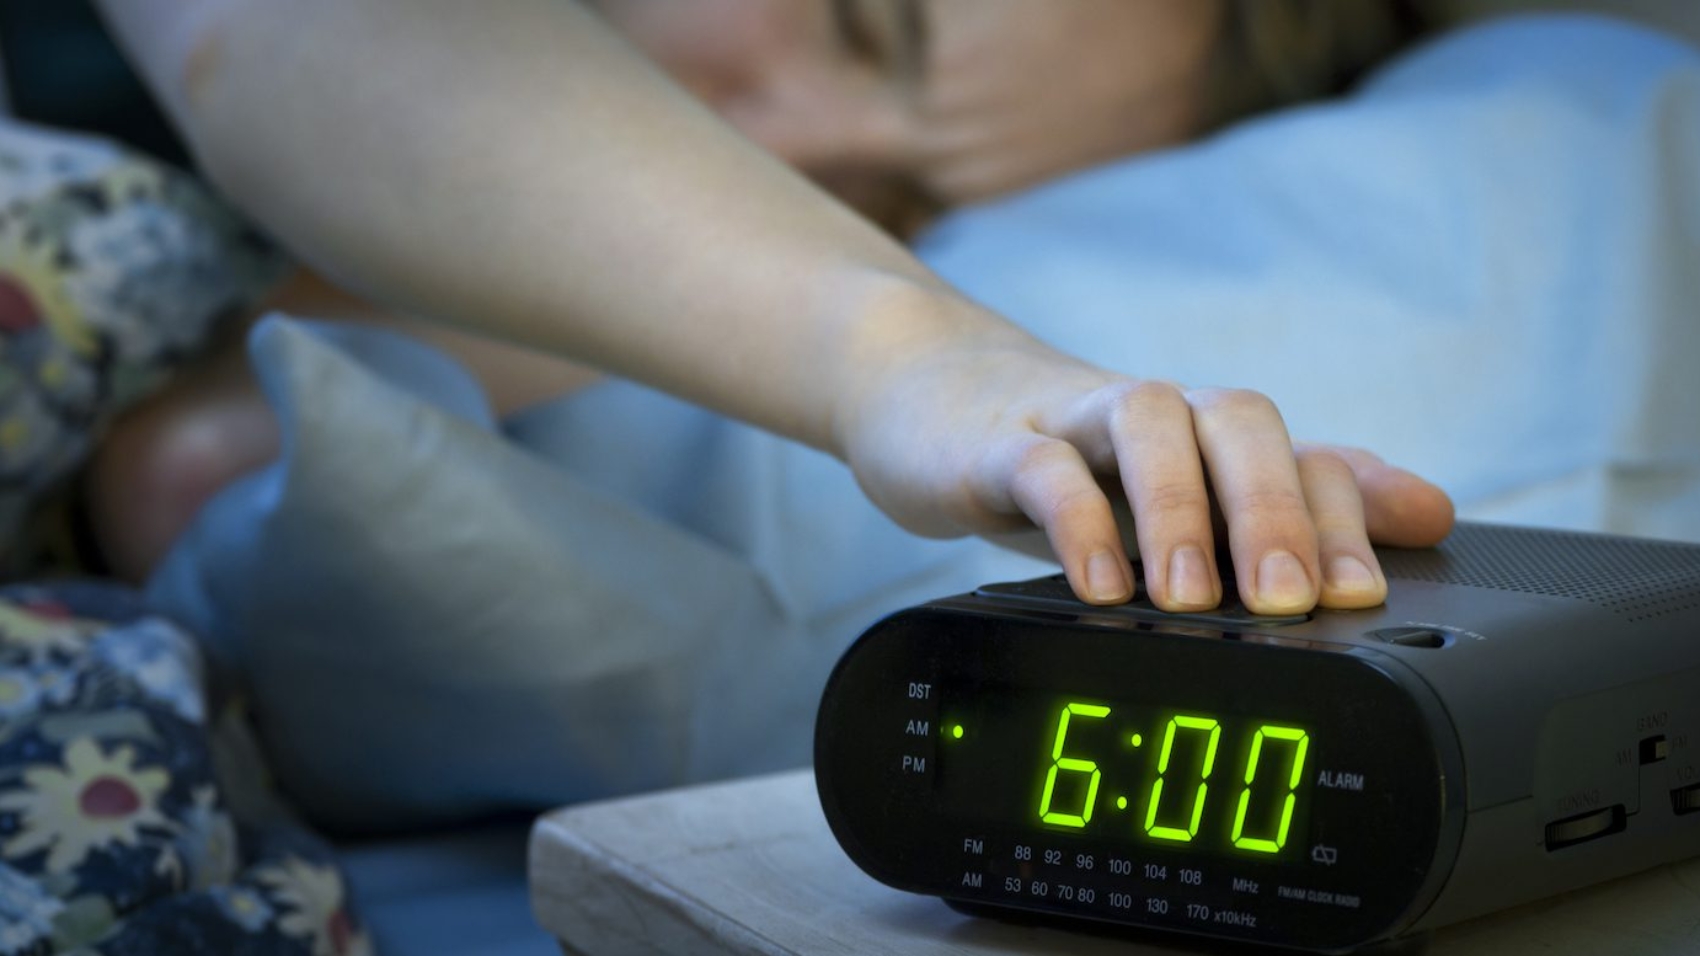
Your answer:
[813,523,1700,953]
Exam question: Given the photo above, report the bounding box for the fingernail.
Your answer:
[1256,551,1314,610]
[1326,555,1379,593]
[1086,551,1130,603]
[1167,546,1214,608]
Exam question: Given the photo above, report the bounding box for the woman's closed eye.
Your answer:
[830,0,929,84]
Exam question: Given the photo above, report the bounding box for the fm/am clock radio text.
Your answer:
[1277,886,1363,909]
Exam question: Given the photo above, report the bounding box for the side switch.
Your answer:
[1674,784,1700,816]
[1544,805,1626,851]
[1640,736,1669,764]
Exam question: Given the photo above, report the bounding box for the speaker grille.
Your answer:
[1377,524,1700,623]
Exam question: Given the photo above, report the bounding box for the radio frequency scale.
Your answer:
[814,523,1700,953]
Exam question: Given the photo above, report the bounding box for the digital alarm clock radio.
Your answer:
[814,523,1700,953]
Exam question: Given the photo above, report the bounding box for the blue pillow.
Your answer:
[917,15,1700,540]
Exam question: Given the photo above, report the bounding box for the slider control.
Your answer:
[1544,805,1626,851]
[1674,784,1700,816]
[1640,736,1669,764]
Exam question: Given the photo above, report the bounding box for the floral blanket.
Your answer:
[0,117,366,954]
[0,582,369,956]
[0,118,284,575]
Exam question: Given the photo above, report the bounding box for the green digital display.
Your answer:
[1038,703,1109,827]
[941,696,1315,858]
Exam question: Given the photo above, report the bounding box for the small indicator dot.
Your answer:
[1130,734,1143,748]
[951,725,965,740]
[1116,796,1128,810]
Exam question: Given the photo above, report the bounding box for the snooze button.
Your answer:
[1121,600,1309,629]
[1369,627,1449,649]
[976,576,1309,627]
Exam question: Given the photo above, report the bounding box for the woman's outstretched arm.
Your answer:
[97,0,1453,611]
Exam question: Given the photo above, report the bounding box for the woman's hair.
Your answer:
[1205,0,1455,131]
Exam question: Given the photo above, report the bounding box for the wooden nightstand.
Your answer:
[530,770,1700,955]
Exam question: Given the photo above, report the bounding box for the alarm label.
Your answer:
[1316,770,1365,791]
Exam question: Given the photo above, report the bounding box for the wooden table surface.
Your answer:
[529,770,1700,956]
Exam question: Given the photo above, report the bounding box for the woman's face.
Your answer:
[589,0,1222,232]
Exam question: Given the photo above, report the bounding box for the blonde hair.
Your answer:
[1206,0,1454,130]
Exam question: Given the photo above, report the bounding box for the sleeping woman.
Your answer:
[26,1,1457,610]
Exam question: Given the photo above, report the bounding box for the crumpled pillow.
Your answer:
[147,317,1046,832]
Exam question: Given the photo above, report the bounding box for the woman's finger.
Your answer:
[1104,381,1222,611]
[1310,445,1455,547]
[998,435,1135,604]
[1187,387,1319,615]
[1295,445,1386,608]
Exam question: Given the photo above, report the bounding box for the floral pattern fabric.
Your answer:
[0,120,286,575]
[0,583,370,956]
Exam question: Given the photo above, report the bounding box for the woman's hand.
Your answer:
[836,299,1455,615]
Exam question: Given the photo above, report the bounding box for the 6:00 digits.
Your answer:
[1037,703,1311,854]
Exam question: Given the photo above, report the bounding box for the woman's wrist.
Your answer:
[821,266,1039,463]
